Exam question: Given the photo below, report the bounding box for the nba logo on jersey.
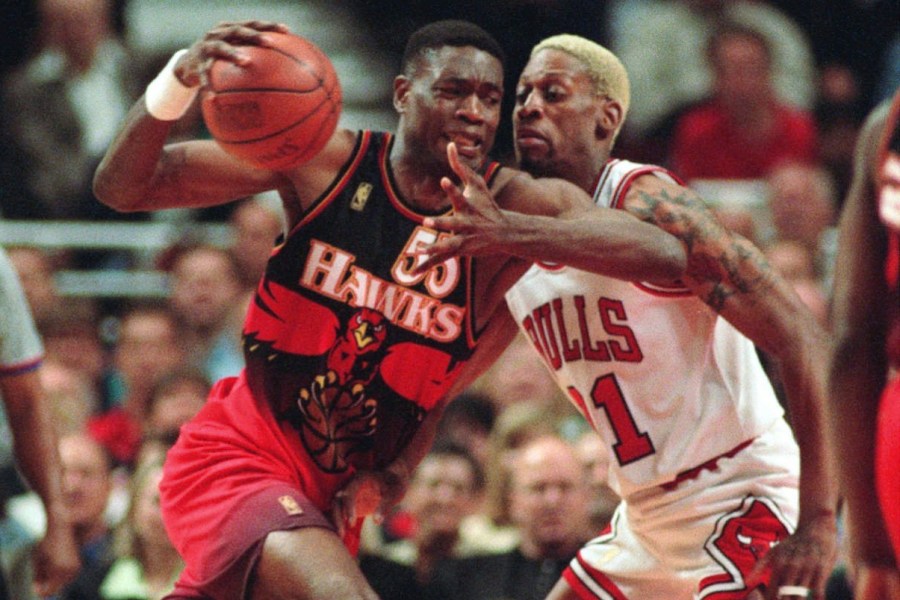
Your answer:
[351,182,373,211]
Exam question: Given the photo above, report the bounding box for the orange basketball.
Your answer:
[201,32,342,170]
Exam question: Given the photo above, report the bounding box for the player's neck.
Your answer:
[390,145,451,211]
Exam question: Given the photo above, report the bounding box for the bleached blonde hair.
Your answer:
[531,34,631,122]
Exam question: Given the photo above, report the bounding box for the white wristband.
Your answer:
[144,49,199,121]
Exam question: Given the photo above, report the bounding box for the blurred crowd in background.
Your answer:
[0,0,897,598]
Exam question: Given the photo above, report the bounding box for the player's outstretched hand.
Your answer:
[175,21,292,87]
[416,142,511,273]
[747,515,837,600]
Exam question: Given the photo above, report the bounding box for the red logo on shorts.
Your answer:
[699,496,792,599]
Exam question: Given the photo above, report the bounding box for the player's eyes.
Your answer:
[544,87,565,101]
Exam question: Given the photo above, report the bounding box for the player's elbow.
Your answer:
[92,166,147,213]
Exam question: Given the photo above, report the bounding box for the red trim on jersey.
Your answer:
[607,163,690,295]
[535,261,566,271]
[593,159,616,201]
[381,136,453,220]
[483,161,501,184]
[0,355,42,377]
[632,281,693,297]
[660,437,755,491]
[564,554,629,600]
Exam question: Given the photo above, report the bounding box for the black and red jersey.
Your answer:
[242,130,502,473]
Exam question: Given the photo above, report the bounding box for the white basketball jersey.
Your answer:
[505,159,787,498]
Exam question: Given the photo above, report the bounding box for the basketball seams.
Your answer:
[216,94,339,145]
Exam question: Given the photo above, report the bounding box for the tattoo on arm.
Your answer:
[633,187,774,312]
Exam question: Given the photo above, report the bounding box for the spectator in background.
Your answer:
[669,22,818,183]
[0,0,146,220]
[432,434,595,600]
[166,245,246,384]
[89,304,184,467]
[611,0,816,162]
[227,194,284,292]
[815,63,867,203]
[765,161,839,290]
[39,358,99,438]
[40,307,110,405]
[360,442,487,598]
[98,457,183,600]
[471,401,566,556]
[434,391,496,470]
[470,332,569,415]
[143,368,209,445]
[52,431,117,600]
[571,429,618,531]
[137,368,209,467]
[5,247,64,333]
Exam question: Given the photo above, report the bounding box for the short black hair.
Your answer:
[401,19,505,75]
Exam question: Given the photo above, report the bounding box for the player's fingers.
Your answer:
[440,176,470,215]
[423,215,465,233]
[414,237,463,273]
[446,142,485,198]
[446,142,467,186]
[197,39,253,66]
[242,21,292,36]
[210,21,287,41]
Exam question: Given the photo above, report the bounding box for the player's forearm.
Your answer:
[829,333,896,564]
[93,99,180,212]
[498,207,686,282]
[777,327,839,526]
[3,372,68,525]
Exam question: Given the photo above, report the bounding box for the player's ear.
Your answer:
[393,75,411,113]
[595,97,624,141]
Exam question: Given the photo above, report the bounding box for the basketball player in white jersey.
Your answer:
[421,35,838,600]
